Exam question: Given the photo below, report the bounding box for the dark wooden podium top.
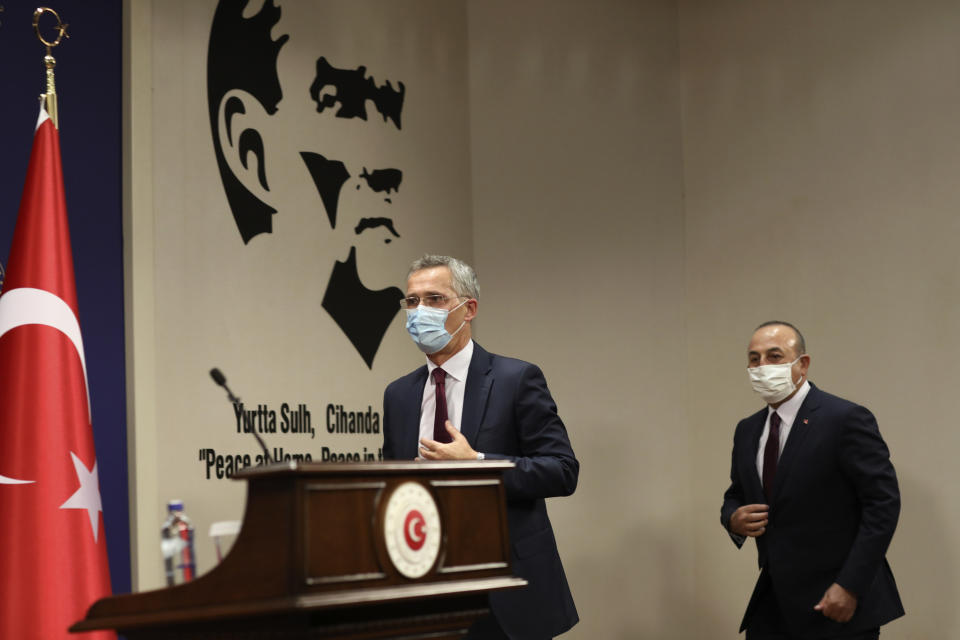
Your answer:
[72,460,525,638]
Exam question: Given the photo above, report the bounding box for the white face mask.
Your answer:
[405,299,468,354]
[747,356,804,404]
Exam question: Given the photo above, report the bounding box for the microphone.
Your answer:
[210,368,227,387]
[209,368,273,465]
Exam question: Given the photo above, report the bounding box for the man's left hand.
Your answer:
[813,583,857,623]
[419,421,478,460]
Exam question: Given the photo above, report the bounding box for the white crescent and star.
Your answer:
[0,287,96,516]
[406,512,426,546]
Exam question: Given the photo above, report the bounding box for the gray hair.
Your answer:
[407,254,480,300]
[755,320,806,355]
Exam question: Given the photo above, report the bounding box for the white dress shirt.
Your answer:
[418,339,474,445]
[755,378,811,483]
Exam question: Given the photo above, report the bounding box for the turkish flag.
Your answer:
[0,108,115,638]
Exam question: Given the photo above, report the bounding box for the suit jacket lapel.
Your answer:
[460,343,493,445]
[770,383,821,502]
[400,366,428,459]
[745,412,767,500]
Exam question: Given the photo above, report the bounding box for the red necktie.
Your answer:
[762,412,781,503]
[432,368,452,443]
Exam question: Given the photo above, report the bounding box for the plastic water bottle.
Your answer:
[161,499,196,586]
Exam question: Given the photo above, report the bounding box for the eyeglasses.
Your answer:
[399,294,464,310]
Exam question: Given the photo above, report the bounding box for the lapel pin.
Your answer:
[803,419,809,424]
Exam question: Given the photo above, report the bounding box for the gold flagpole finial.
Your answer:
[33,7,69,129]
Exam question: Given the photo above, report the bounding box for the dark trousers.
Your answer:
[467,614,510,640]
[747,632,879,640]
[466,613,553,640]
[746,584,879,640]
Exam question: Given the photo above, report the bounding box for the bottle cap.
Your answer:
[167,499,184,512]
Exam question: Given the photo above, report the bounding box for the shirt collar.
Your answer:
[769,378,811,427]
[426,339,473,382]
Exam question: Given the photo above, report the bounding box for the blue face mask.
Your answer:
[405,299,468,354]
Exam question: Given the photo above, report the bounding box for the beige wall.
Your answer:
[470,0,959,637]
[468,1,692,637]
[680,1,960,637]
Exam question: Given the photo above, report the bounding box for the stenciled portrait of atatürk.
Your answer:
[207,0,415,368]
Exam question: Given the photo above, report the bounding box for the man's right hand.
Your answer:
[729,504,769,537]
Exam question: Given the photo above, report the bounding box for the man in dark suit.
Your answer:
[722,321,904,639]
[383,254,579,640]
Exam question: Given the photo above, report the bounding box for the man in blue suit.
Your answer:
[383,254,579,640]
[722,321,904,639]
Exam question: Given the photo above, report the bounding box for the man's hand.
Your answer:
[418,421,478,460]
[729,504,769,537]
[814,583,857,623]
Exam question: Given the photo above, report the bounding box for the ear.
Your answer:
[216,89,276,205]
[463,299,478,323]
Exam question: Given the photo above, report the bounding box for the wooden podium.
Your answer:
[71,461,526,639]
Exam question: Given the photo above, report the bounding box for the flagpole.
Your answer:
[33,6,70,129]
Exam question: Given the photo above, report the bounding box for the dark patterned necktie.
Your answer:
[432,368,452,443]
[762,412,781,503]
